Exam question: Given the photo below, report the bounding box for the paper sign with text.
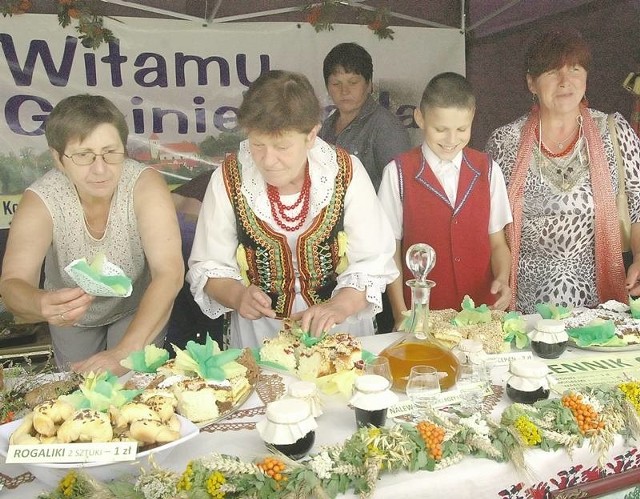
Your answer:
[6,441,137,464]
[544,352,640,391]
[485,350,534,368]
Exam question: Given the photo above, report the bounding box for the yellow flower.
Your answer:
[336,231,349,274]
[206,470,226,498]
[236,244,250,285]
[177,462,194,491]
[514,415,542,446]
[58,471,77,497]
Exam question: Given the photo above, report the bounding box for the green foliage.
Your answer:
[199,133,244,157]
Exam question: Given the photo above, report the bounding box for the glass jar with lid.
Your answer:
[505,359,553,404]
[379,244,460,391]
[256,398,317,460]
[350,374,399,428]
[530,319,568,359]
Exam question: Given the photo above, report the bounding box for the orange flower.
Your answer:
[68,7,81,18]
[17,0,32,12]
[305,7,320,25]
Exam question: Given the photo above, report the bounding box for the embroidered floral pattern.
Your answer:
[224,149,352,317]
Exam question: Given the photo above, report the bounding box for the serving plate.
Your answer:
[567,338,640,352]
[0,414,198,487]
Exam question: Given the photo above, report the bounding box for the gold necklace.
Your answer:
[539,116,581,150]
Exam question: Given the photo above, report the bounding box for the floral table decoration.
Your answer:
[33,381,640,499]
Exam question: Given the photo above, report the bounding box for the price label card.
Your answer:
[6,442,137,464]
[388,400,414,418]
[485,350,534,368]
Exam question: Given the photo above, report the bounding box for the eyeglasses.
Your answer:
[63,151,125,166]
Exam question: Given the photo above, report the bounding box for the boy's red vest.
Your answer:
[396,147,494,310]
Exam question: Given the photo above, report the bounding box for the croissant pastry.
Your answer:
[33,399,75,437]
[9,413,40,445]
[141,395,176,422]
[129,419,180,445]
[57,409,113,443]
[110,402,160,431]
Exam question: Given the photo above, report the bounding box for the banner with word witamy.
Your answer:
[0,15,464,227]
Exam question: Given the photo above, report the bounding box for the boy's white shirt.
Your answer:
[377,143,513,240]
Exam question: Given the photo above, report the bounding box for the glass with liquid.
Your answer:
[405,365,441,421]
[455,339,489,414]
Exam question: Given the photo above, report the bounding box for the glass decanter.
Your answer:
[380,243,460,391]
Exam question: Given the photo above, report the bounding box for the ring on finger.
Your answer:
[60,312,66,321]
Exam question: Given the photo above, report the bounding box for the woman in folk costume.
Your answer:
[187,70,398,348]
[485,29,640,314]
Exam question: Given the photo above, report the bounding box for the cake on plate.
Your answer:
[259,326,364,380]
[124,339,259,424]
[562,300,640,345]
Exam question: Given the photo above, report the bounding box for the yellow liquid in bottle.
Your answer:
[380,340,460,391]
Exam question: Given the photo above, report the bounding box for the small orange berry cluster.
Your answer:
[257,456,288,482]
[561,392,605,434]
[417,421,445,460]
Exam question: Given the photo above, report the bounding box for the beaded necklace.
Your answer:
[535,124,580,158]
[266,165,311,232]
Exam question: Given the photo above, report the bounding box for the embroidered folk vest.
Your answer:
[396,146,494,310]
[223,148,353,319]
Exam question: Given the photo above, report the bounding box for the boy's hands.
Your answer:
[490,279,511,310]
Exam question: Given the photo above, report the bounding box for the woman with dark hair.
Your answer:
[486,29,640,313]
[319,42,411,192]
[187,70,397,348]
[320,42,411,334]
[0,94,183,374]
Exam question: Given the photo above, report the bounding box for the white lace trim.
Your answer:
[186,264,239,319]
[336,272,387,320]
[238,137,341,222]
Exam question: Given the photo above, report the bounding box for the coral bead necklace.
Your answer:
[266,164,311,232]
[535,121,580,158]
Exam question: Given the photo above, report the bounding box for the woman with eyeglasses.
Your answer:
[0,94,183,375]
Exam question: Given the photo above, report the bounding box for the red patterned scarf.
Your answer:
[506,104,627,310]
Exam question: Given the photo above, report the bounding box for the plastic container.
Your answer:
[530,319,568,359]
[350,374,399,428]
[505,359,552,404]
[256,399,317,460]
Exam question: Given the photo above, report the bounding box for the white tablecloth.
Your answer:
[1,332,640,498]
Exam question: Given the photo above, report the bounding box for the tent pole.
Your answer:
[467,0,522,33]
[99,0,207,22]
[460,0,466,33]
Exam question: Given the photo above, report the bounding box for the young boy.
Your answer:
[378,72,512,326]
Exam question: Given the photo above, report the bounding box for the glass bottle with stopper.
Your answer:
[379,243,460,391]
